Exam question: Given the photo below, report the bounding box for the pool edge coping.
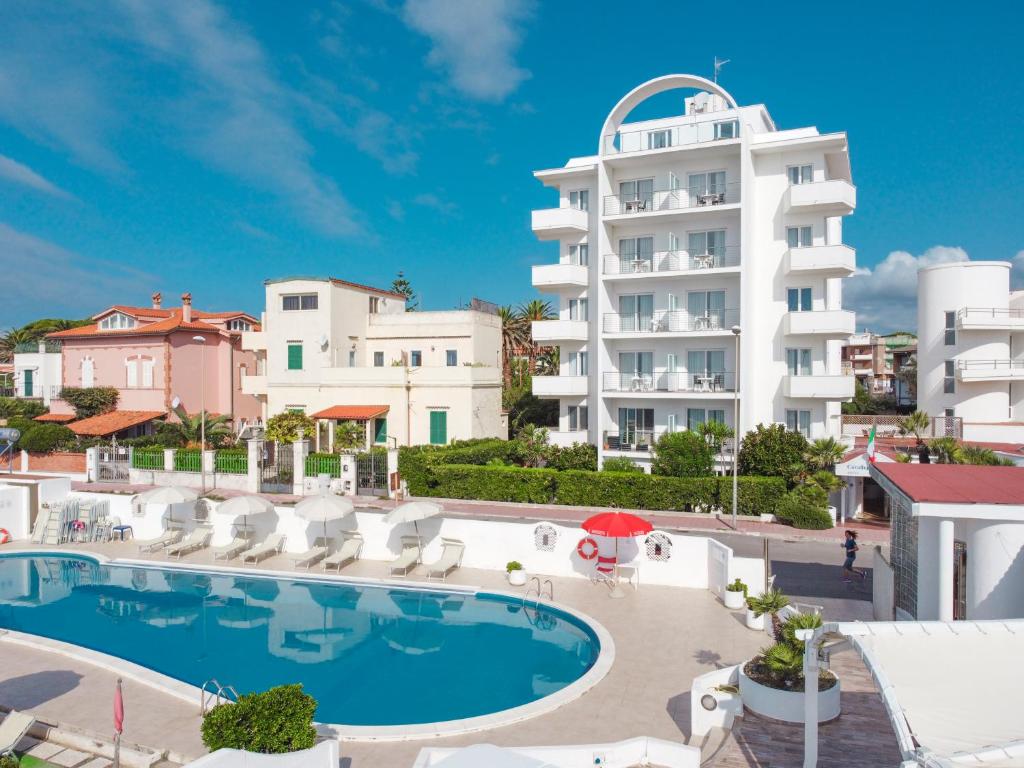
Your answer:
[0,548,616,743]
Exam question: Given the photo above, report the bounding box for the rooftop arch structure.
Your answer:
[598,74,740,156]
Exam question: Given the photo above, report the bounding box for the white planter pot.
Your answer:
[738,665,840,723]
[507,569,527,587]
[827,505,837,527]
[723,590,746,609]
[745,608,765,631]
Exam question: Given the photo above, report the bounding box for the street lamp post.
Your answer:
[731,325,741,527]
[193,335,207,493]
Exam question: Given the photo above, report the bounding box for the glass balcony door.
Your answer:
[618,407,654,447]
[619,294,654,332]
[619,236,654,272]
[687,290,726,329]
[619,351,653,391]
[619,178,654,210]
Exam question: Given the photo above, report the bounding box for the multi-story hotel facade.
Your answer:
[530,74,856,469]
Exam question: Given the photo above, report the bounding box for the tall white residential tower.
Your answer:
[530,74,856,469]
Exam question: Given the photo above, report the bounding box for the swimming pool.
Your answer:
[0,554,601,728]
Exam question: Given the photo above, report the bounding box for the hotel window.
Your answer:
[287,343,303,370]
[688,230,726,259]
[369,296,380,314]
[688,408,726,431]
[785,409,811,437]
[568,405,588,431]
[227,318,251,332]
[569,189,589,211]
[568,351,588,376]
[787,164,813,185]
[944,360,956,394]
[410,350,422,367]
[787,287,812,312]
[446,350,458,367]
[373,351,384,367]
[568,243,589,266]
[714,120,738,139]
[619,178,654,206]
[688,171,726,198]
[568,298,588,322]
[786,226,813,248]
[348,350,356,367]
[99,312,136,330]
[944,312,956,345]
[282,293,318,311]
[647,129,672,149]
[786,348,812,376]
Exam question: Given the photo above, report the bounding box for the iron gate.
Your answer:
[96,444,129,483]
[356,451,387,495]
[259,442,294,493]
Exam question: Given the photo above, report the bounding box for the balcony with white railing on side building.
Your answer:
[531,319,588,343]
[956,307,1024,332]
[531,206,589,240]
[956,359,1024,382]
[531,261,589,292]
[783,375,855,399]
[241,330,267,352]
[785,244,856,277]
[548,430,590,448]
[784,309,856,338]
[603,309,740,336]
[603,247,740,278]
[785,179,856,215]
[602,429,666,453]
[603,183,740,218]
[601,371,736,396]
[240,373,267,396]
[531,375,588,398]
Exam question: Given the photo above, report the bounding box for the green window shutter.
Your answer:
[287,344,303,370]
[429,411,447,445]
[23,369,33,397]
[374,417,387,444]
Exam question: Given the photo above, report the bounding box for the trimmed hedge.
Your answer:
[428,464,558,503]
[554,470,718,510]
[18,423,74,452]
[399,439,514,495]
[775,484,833,529]
[718,476,789,517]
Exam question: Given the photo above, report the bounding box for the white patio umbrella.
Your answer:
[383,500,442,540]
[294,494,354,542]
[132,485,199,527]
[216,495,277,537]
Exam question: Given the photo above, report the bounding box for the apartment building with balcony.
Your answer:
[11,340,63,405]
[918,261,1024,442]
[241,278,505,449]
[841,331,893,396]
[529,74,856,468]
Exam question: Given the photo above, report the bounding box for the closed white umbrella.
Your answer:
[294,494,354,541]
[216,495,277,536]
[132,485,199,527]
[383,500,442,540]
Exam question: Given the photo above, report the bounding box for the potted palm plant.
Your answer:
[747,588,790,639]
[744,595,765,631]
[723,578,747,609]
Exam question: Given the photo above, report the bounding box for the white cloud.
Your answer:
[0,154,70,198]
[386,200,406,221]
[401,0,533,102]
[413,192,458,217]
[844,245,970,332]
[0,223,157,326]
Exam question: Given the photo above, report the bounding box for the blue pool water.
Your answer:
[0,554,599,726]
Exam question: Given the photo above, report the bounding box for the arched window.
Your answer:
[81,357,95,388]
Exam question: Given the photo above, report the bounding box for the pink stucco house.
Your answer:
[47,292,261,436]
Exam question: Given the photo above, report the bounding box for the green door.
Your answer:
[374,417,387,444]
[429,411,447,445]
[287,343,303,370]
[22,369,33,398]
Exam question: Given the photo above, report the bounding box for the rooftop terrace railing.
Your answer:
[603,116,740,155]
[13,340,62,353]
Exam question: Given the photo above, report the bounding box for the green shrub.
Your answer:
[5,415,38,441]
[738,423,809,482]
[717,476,788,517]
[201,684,317,754]
[265,411,315,444]
[601,456,643,473]
[0,397,47,419]
[59,386,119,419]
[428,464,557,503]
[398,439,514,495]
[776,484,832,529]
[19,423,75,452]
[554,470,718,511]
[548,442,598,471]
[651,430,715,477]
[0,753,18,768]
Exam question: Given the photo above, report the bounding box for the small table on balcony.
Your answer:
[694,254,715,270]
[696,376,715,393]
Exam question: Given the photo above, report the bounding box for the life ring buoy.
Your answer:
[577,537,599,560]
[0,528,10,544]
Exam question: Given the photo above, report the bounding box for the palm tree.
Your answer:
[748,588,791,641]
[808,470,845,495]
[517,300,555,374]
[803,437,846,471]
[0,328,33,363]
[898,410,931,445]
[959,444,1010,466]
[160,411,233,448]
[535,346,560,376]
[497,306,529,387]
[699,421,734,468]
[929,436,962,464]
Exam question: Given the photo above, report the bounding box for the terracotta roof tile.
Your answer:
[68,410,165,436]
[310,405,389,420]
[34,413,77,423]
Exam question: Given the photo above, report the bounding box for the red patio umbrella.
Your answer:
[114,677,124,768]
[581,512,653,598]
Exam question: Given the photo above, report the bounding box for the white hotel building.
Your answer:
[530,75,856,468]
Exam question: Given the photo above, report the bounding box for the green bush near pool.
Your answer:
[201,684,317,754]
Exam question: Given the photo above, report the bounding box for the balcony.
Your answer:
[785,244,856,277]
[241,330,267,352]
[602,371,736,395]
[548,430,590,448]
[532,375,588,398]
[531,262,589,292]
[784,375,855,399]
[603,183,740,218]
[602,430,664,453]
[784,309,855,338]
[603,309,739,336]
[785,180,856,215]
[531,206,589,240]
[956,308,1024,332]
[603,247,740,278]
[532,319,588,343]
[602,117,740,158]
[240,374,267,396]
[956,360,1024,382]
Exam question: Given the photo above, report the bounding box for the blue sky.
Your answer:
[1,0,1022,332]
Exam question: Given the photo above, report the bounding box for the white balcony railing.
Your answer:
[602,117,739,155]
[531,206,589,240]
[784,310,856,337]
[603,309,739,335]
[785,244,856,277]
[531,262,589,291]
[603,183,740,216]
[784,375,855,399]
[602,371,736,394]
[785,180,856,215]
[603,247,740,276]
[532,375,588,398]
[532,319,588,343]
[956,308,1024,332]
[956,359,1024,382]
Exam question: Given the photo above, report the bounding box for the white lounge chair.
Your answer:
[0,711,35,756]
[290,538,329,570]
[213,537,250,561]
[166,527,213,560]
[137,528,183,554]
[322,532,362,572]
[387,535,421,577]
[240,533,286,564]
[424,538,464,582]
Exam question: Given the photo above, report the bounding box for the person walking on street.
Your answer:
[842,530,866,582]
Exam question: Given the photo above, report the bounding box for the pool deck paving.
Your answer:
[0,541,901,767]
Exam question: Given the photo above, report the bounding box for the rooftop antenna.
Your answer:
[713,56,730,83]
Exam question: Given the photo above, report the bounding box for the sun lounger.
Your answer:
[290,538,329,570]
[424,538,465,582]
[165,527,213,560]
[137,528,183,554]
[322,532,363,572]
[240,533,286,564]
[387,535,422,577]
[0,711,35,756]
[213,537,250,562]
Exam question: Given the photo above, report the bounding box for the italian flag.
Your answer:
[866,425,877,463]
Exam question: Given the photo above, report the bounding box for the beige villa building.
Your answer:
[241,277,505,449]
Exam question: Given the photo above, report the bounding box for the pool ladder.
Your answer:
[200,679,239,715]
[524,577,553,605]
